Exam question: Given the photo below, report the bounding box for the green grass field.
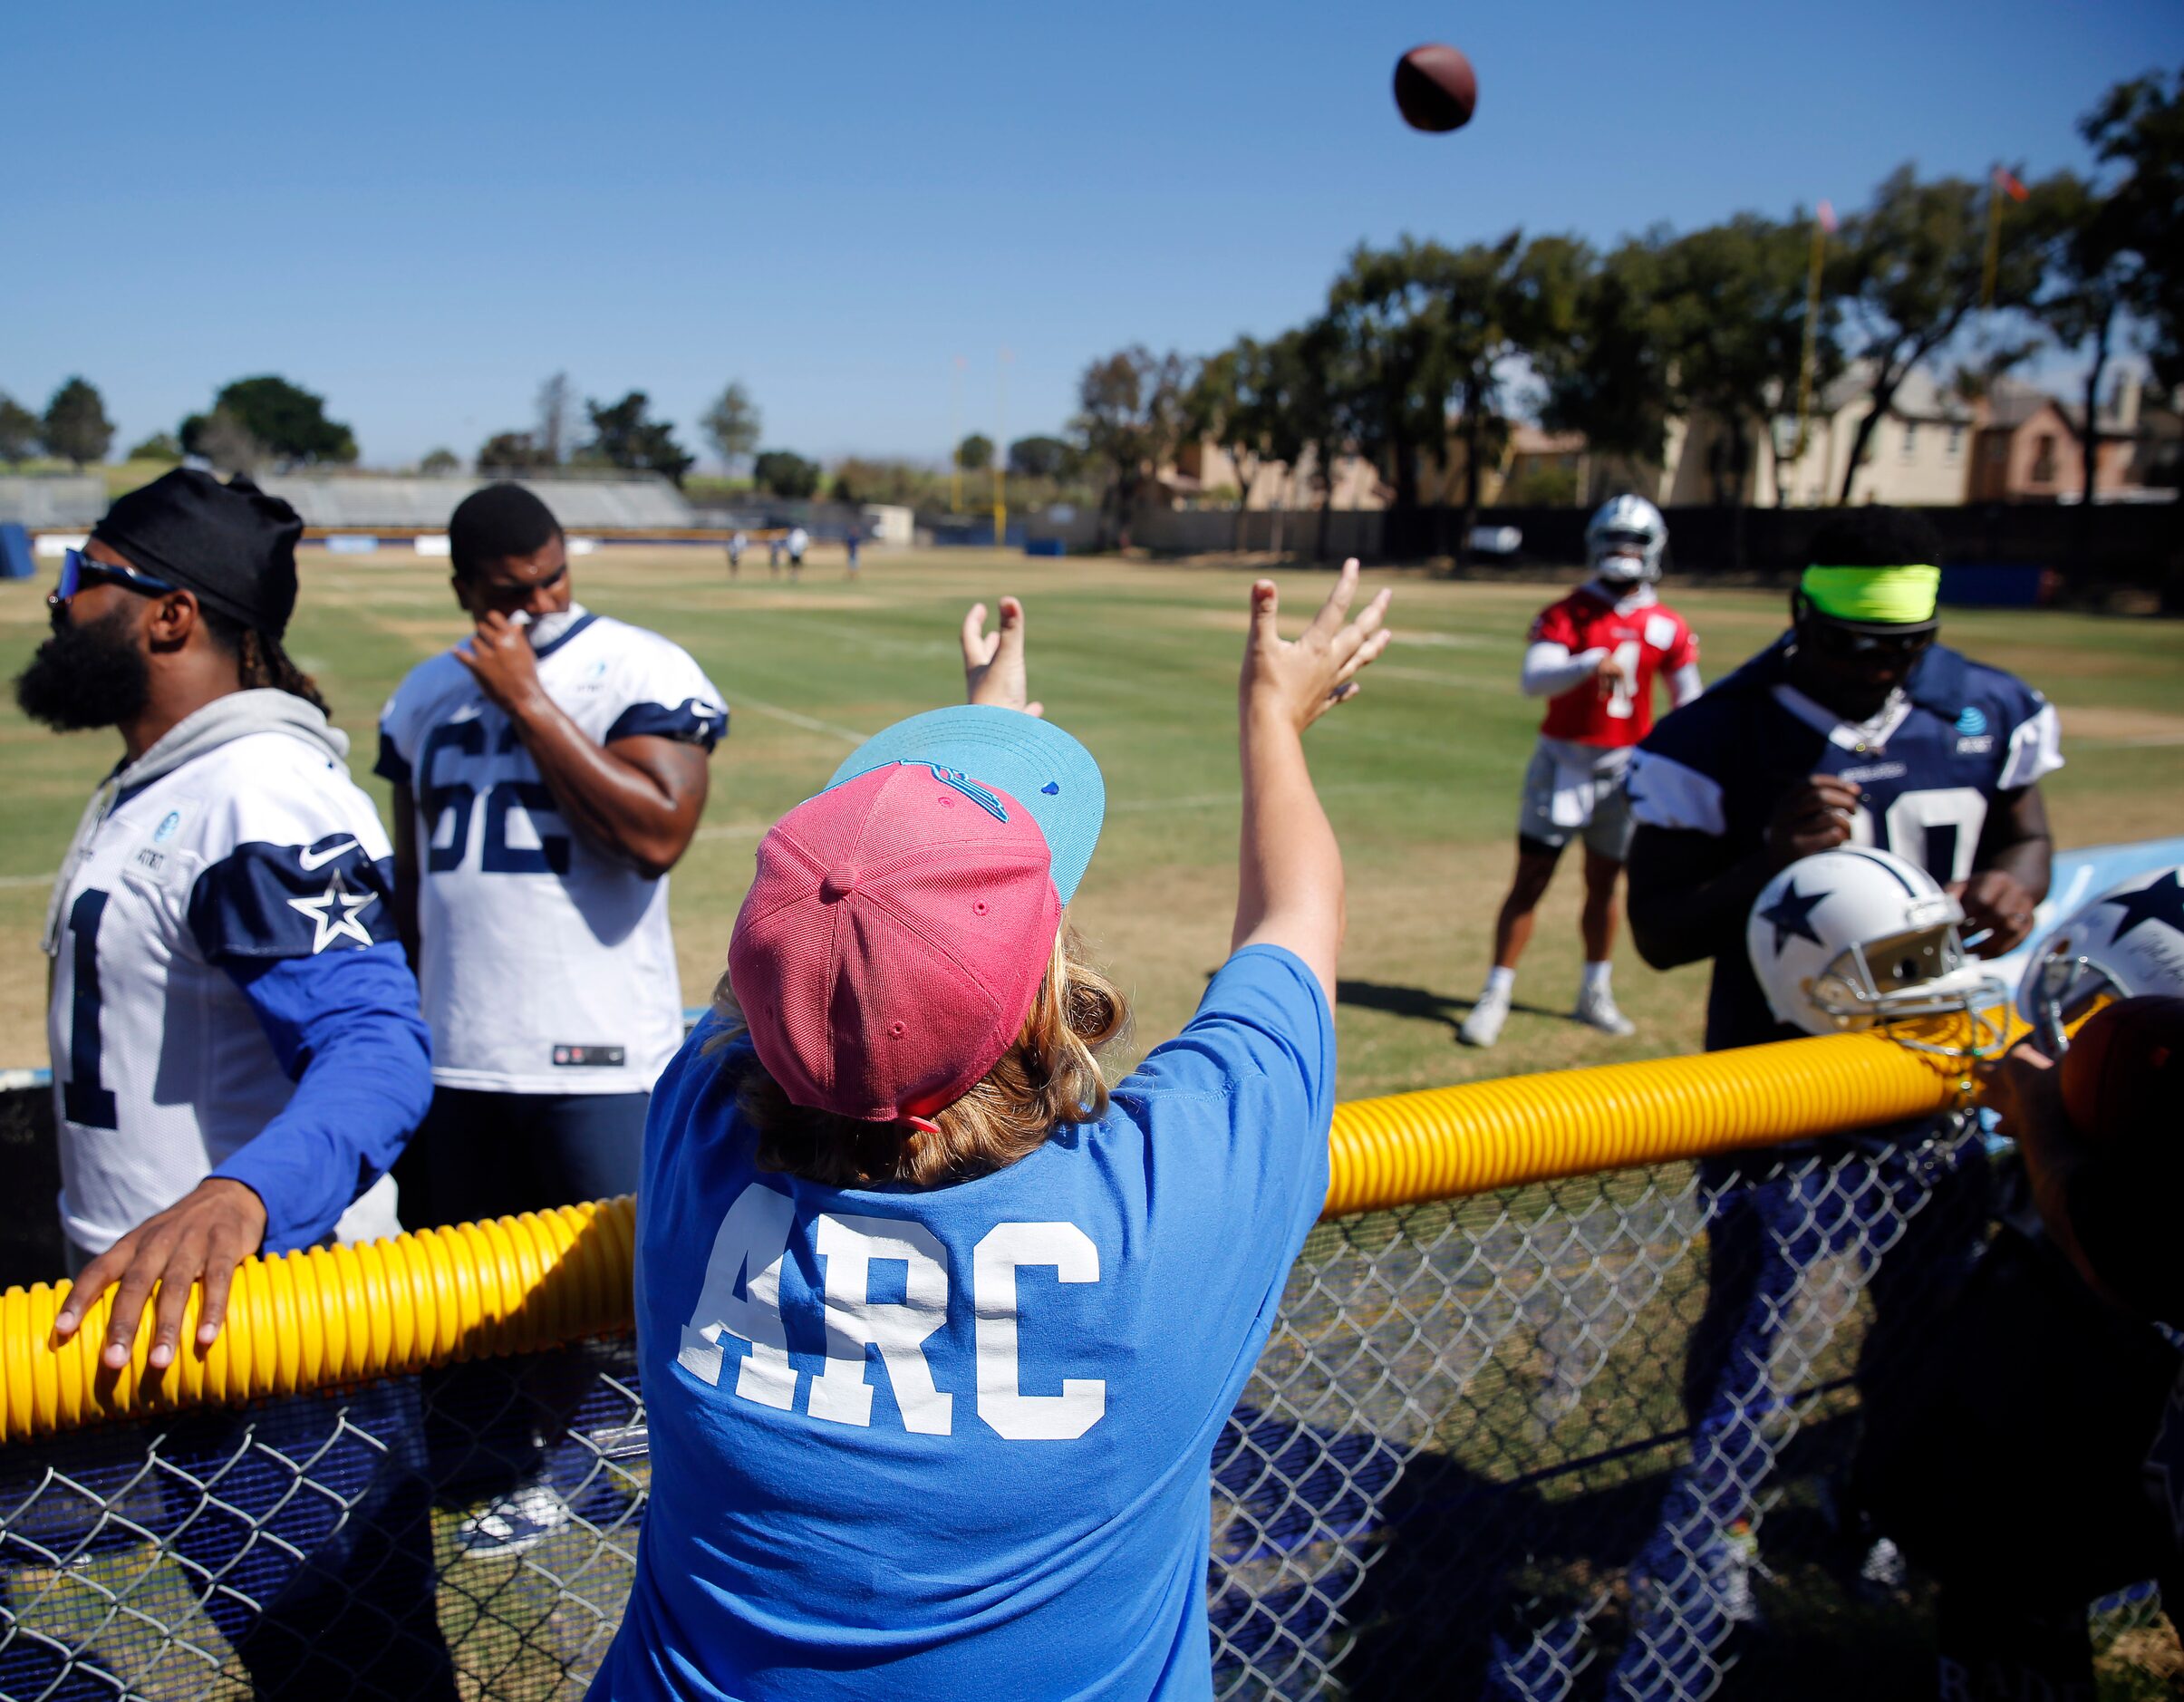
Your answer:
[5,545,2184,1094]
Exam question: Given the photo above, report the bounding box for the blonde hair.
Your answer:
[710,921,1131,1188]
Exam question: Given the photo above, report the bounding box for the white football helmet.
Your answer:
[1585,494,1668,585]
[1748,846,2005,1049]
[2017,865,2184,1056]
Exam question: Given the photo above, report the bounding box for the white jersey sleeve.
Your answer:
[48,730,402,1254]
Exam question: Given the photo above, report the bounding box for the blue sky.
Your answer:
[5,2,2174,469]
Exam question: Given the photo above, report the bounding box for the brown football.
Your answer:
[2059,993,2184,1146]
[1394,44,1477,133]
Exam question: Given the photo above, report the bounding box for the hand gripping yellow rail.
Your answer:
[0,1015,1992,1444]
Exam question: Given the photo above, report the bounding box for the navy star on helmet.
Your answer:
[1756,881,1829,955]
[1747,846,2005,1049]
[2018,864,2184,1056]
[1585,494,1667,585]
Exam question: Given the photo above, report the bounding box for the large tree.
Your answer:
[43,377,114,469]
[477,430,555,470]
[1183,337,1300,550]
[1006,435,1077,481]
[1071,346,1191,549]
[183,375,355,467]
[1540,234,1675,482]
[0,393,41,464]
[1831,166,2063,502]
[955,432,994,472]
[1656,214,1839,511]
[1439,234,1587,558]
[1321,237,1457,517]
[580,392,695,485]
[751,450,821,498]
[701,381,762,474]
[2024,171,2135,508]
[2081,67,2184,390]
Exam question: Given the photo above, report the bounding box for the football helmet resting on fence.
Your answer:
[1748,846,2006,1051]
[1584,494,1668,585]
[2018,865,2184,1057]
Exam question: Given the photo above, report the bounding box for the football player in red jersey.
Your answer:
[1460,496,1702,1047]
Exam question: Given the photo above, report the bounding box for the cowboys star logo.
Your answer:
[287,867,380,953]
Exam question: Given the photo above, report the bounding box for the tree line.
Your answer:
[1063,67,2180,554]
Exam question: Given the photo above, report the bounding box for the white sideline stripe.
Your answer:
[0,873,54,890]
[733,696,870,745]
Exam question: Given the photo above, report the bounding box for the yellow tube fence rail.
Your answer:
[0,1017,1990,1444]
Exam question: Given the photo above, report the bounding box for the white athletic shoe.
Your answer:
[1571,983,1637,1036]
[1460,985,1512,1048]
[455,1482,572,1561]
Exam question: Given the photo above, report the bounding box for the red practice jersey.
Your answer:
[1531,588,1698,747]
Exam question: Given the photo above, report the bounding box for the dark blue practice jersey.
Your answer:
[1626,636,2063,1050]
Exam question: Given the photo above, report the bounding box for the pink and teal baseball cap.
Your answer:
[726,708,1104,1124]
[828,706,1105,903]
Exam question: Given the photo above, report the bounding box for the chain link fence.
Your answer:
[3,1130,2176,1699]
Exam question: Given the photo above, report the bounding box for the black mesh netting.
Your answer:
[4,1129,2177,1700]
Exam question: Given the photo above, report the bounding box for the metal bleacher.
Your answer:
[256,474,697,533]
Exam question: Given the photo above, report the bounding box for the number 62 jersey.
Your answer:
[376,606,727,1096]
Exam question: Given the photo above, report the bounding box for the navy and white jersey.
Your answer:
[376,604,727,1095]
[46,724,427,1256]
[1627,637,2063,1050]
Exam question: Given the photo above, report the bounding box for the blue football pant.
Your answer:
[1606,1125,1991,1700]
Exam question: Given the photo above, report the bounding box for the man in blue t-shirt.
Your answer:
[592,572,1392,1698]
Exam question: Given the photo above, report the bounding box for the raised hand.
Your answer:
[1241,559,1394,734]
[962,596,1043,718]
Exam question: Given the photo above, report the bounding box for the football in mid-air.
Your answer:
[1394,44,1477,133]
[2059,993,2184,1146]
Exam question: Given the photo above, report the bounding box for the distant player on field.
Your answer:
[13,469,450,1697]
[1459,495,1700,1048]
[727,529,746,577]
[845,527,861,578]
[377,482,727,1554]
[786,523,809,577]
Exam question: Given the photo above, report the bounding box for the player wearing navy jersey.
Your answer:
[1625,516,2058,1046]
[1605,511,2060,1694]
[378,483,726,1553]
[8,469,451,1698]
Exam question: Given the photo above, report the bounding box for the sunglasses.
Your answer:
[1803,619,1935,661]
[53,547,179,605]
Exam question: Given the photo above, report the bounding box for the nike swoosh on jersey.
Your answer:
[298,839,361,871]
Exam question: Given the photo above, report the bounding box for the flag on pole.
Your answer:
[1817,199,1838,234]
[1993,167,2030,203]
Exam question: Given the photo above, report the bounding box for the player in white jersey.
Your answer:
[10,469,452,1697]
[377,484,725,1553]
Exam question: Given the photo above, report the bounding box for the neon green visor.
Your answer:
[1800,564,1941,624]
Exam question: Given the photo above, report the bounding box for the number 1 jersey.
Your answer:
[377,607,727,1095]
